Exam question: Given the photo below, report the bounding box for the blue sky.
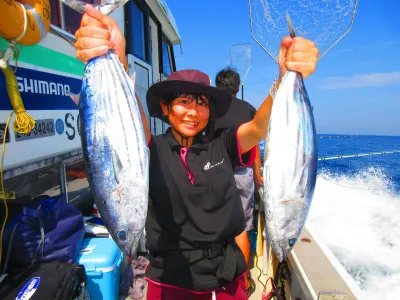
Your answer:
[167,0,400,136]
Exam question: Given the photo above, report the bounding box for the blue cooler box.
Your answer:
[75,237,123,300]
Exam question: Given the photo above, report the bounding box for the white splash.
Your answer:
[307,168,400,299]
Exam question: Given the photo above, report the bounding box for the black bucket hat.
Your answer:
[146,69,232,120]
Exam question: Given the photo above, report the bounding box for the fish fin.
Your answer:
[292,160,310,195]
[68,91,81,106]
[130,72,137,97]
[111,147,123,184]
[144,146,150,182]
[281,199,305,206]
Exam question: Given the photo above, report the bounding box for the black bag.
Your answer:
[0,261,86,300]
[0,203,86,300]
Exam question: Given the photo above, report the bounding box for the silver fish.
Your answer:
[262,70,317,262]
[79,50,149,257]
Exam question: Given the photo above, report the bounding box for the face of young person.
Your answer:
[161,95,210,143]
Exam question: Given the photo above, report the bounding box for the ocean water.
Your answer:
[260,135,400,299]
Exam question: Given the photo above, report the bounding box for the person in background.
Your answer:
[75,5,319,299]
[214,67,262,296]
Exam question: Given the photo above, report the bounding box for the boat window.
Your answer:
[51,0,62,28]
[50,0,101,35]
[126,1,150,62]
[150,117,167,135]
[63,5,83,35]
[162,35,173,76]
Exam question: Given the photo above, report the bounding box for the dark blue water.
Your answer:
[259,134,400,193]
[317,135,400,194]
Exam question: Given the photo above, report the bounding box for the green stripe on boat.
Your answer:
[0,38,84,76]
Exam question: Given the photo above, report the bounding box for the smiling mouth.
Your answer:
[182,121,199,127]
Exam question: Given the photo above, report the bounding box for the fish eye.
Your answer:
[118,230,128,240]
[288,238,297,247]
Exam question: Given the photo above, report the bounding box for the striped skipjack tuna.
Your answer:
[79,50,149,257]
[262,70,317,262]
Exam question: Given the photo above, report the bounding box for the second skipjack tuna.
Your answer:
[262,14,318,262]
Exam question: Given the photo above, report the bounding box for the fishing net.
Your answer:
[230,43,252,83]
[248,0,358,62]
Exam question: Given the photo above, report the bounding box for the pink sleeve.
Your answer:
[235,127,256,166]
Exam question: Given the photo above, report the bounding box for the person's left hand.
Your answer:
[278,36,319,80]
[254,175,263,189]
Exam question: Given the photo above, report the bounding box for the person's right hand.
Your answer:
[277,36,319,81]
[75,5,127,69]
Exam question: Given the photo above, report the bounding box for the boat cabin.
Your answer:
[0,0,180,205]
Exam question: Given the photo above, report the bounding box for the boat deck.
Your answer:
[64,179,360,300]
[125,231,360,299]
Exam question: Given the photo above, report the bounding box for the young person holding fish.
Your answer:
[75,5,318,299]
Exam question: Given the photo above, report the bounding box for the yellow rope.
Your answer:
[0,112,14,270]
[0,43,35,269]
[1,66,35,134]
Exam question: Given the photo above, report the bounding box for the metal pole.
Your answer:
[59,163,69,202]
[60,2,66,30]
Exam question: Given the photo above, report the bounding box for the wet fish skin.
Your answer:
[263,70,317,262]
[79,51,149,257]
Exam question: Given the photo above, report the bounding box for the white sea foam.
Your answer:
[307,168,400,299]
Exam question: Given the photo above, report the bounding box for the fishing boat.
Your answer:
[0,1,364,299]
[0,0,179,207]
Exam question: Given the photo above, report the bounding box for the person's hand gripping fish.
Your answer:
[75,4,128,71]
[276,35,319,85]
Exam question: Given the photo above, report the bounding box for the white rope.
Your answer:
[15,3,28,42]
[318,150,400,161]
[0,46,14,69]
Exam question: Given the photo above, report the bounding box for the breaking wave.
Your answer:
[307,168,400,299]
